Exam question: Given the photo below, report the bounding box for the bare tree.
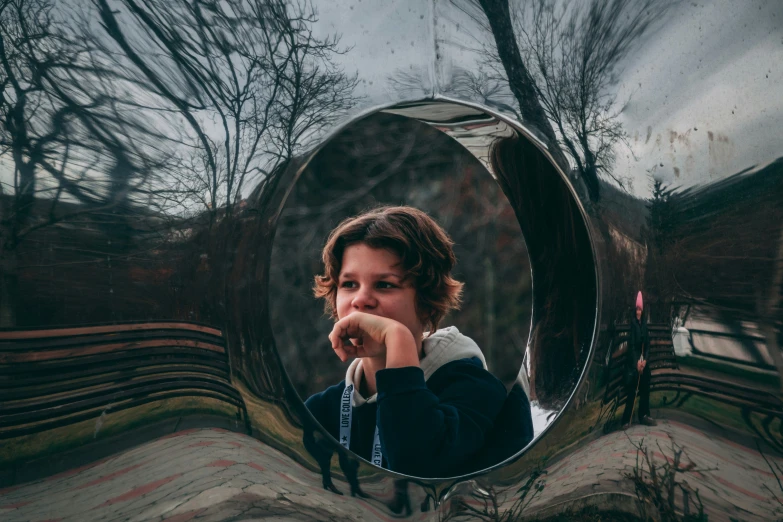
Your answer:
[388,65,520,118]
[456,0,670,202]
[464,0,564,158]
[0,0,167,326]
[509,0,668,201]
[93,0,359,219]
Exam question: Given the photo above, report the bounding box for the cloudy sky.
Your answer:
[2,0,780,201]
[312,0,783,199]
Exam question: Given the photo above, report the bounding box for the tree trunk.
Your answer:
[0,254,18,328]
[579,135,601,203]
[477,0,570,173]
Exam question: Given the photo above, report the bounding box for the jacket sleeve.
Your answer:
[375,361,507,477]
[626,327,639,369]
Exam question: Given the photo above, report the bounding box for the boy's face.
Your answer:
[336,243,425,354]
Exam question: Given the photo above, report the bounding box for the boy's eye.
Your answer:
[377,281,397,289]
[340,281,356,288]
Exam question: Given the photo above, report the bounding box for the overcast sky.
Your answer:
[312,0,783,199]
[2,0,781,201]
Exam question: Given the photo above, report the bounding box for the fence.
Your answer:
[0,322,246,439]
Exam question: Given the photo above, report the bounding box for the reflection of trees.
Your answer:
[388,65,520,117]
[81,0,360,396]
[646,160,783,388]
[93,0,359,218]
[460,0,669,202]
[643,176,676,313]
[467,0,561,151]
[1,0,359,332]
[489,135,595,408]
[0,0,166,326]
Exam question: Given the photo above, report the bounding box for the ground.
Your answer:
[1,413,781,522]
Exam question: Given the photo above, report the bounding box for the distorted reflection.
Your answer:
[450,0,674,203]
[1,0,359,323]
[487,135,596,409]
[599,158,783,451]
[0,0,360,480]
[0,0,781,519]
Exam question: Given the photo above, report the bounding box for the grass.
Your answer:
[480,383,778,515]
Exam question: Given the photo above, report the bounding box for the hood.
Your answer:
[345,326,529,405]
[345,358,375,407]
[422,326,530,397]
[419,326,486,380]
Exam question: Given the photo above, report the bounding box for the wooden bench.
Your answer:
[602,323,783,422]
[602,325,678,406]
[0,322,246,439]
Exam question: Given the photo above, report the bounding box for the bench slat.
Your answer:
[650,384,782,416]
[0,349,228,378]
[0,377,241,425]
[0,322,244,440]
[605,323,781,416]
[0,364,230,400]
[0,322,222,340]
[0,389,242,439]
[0,339,226,364]
[0,329,225,352]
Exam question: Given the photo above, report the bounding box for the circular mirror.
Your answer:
[269,100,596,478]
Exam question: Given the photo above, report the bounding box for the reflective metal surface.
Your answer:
[1,0,781,520]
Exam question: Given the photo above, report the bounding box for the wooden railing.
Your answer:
[0,322,246,439]
[602,323,782,417]
[602,324,678,405]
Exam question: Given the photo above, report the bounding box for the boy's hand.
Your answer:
[329,312,408,362]
[637,358,646,373]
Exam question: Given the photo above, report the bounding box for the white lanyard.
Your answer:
[339,384,383,467]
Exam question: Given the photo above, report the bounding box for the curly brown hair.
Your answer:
[313,206,464,333]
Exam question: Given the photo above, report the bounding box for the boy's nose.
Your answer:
[351,288,377,310]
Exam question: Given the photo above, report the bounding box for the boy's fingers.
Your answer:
[328,330,346,362]
[330,313,385,362]
[333,344,351,362]
[329,326,359,363]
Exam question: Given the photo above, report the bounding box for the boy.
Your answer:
[304,206,531,477]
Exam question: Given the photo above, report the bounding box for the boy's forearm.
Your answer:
[383,325,420,368]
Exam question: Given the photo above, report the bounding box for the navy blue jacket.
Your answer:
[471,382,534,469]
[304,357,509,477]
